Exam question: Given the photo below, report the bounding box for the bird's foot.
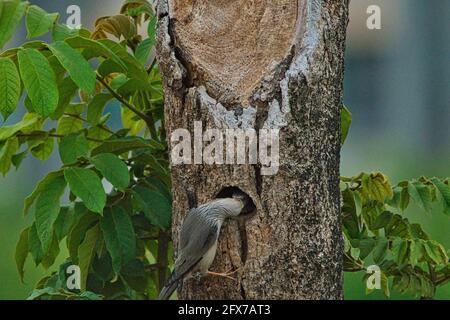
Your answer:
[207,268,240,281]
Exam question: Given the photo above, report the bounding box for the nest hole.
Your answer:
[216,186,256,216]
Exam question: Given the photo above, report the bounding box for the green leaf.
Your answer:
[419,276,435,299]
[385,214,409,237]
[28,223,44,265]
[30,136,54,161]
[25,5,58,39]
[371,211,393,230]
[134,38,154,65]
[121,259,148,292]
[56,115,83,135]
[18,48,59,117]
[409,240,420,266]
[64,167,106,214]
[52,77,78,120]
[399,187,410,211]
[370,172,393,201]
[100,207,136,274]
[48,41,96,95]
[52,23,79,42]
[133,186,171,229]
[91,136,162,156]
[97,39,147,81]
[91,153,130,191]
[147,13,156,38]
[0,113,39,142]
[424,240,448,265]
[341,188,360,239]
[357,238,376,260]
[12,150,27,169]
[0,57,21,120]
[64,36,127,71]
[23,171,63,216]
[381,272,390,298]
[59,133,89,164]
[15,227,30,283]
[408,181,432,213]
[54,207,75,241]
[86,126,110,149]
[388,182,408,207]
[392,238,408,265]
[47,54,66,81]
[0,136,19,175]
[431,178,450,216]
[94,15,136,40]
[78,224,101,291]
[110,73,128,90]
[41,233,60,269]
[0,0,27,49]
[121,107,145,136]
[98,59,125,77]
[66,103,84,115]
[117,78,152,97]
[34,175,66,253]
[67,211,98,261]
[87,93,113,125]
[341,105,352,145]
[121,0,154,16]
[410,223,429,240]
[372,237,388,264]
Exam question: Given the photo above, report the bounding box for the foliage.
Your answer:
[341,172,450,298]
[0,0,447,300]
[341,108,450,299]
[1,0,170,300]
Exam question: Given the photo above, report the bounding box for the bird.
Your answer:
[157,193,247,300]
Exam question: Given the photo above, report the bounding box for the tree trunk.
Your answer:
[156,0,349,299]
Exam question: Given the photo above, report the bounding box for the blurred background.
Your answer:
[0,0,448,299]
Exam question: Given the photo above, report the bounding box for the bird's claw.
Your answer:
[207,268,240,281]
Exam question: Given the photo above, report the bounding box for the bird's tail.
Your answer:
[157,279,179,300]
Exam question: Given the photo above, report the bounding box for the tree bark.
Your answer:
[156,0,349,299]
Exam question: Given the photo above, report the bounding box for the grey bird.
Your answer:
[157,194,246,300]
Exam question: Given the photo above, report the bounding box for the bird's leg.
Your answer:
[207,268,240,281]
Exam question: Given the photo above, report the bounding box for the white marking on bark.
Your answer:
[197,86,256,130]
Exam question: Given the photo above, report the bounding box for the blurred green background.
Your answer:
[0,0,449,299]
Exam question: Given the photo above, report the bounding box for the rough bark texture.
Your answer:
[156,0,349,299]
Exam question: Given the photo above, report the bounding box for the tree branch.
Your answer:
[17,133,104,143]
[96,74,155,130]
[157,230,170,292]
[140,91,158,140]
[63,112,114,135]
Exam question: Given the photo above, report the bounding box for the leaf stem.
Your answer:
[63,112,114,135]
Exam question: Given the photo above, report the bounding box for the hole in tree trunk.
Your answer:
[215,186,256,216]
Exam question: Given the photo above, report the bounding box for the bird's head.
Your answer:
[232,191,246,203]
[231,191,256,217]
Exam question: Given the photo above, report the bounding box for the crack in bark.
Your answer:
[238,220,248,264]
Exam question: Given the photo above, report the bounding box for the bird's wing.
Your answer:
[166,209,219,287]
